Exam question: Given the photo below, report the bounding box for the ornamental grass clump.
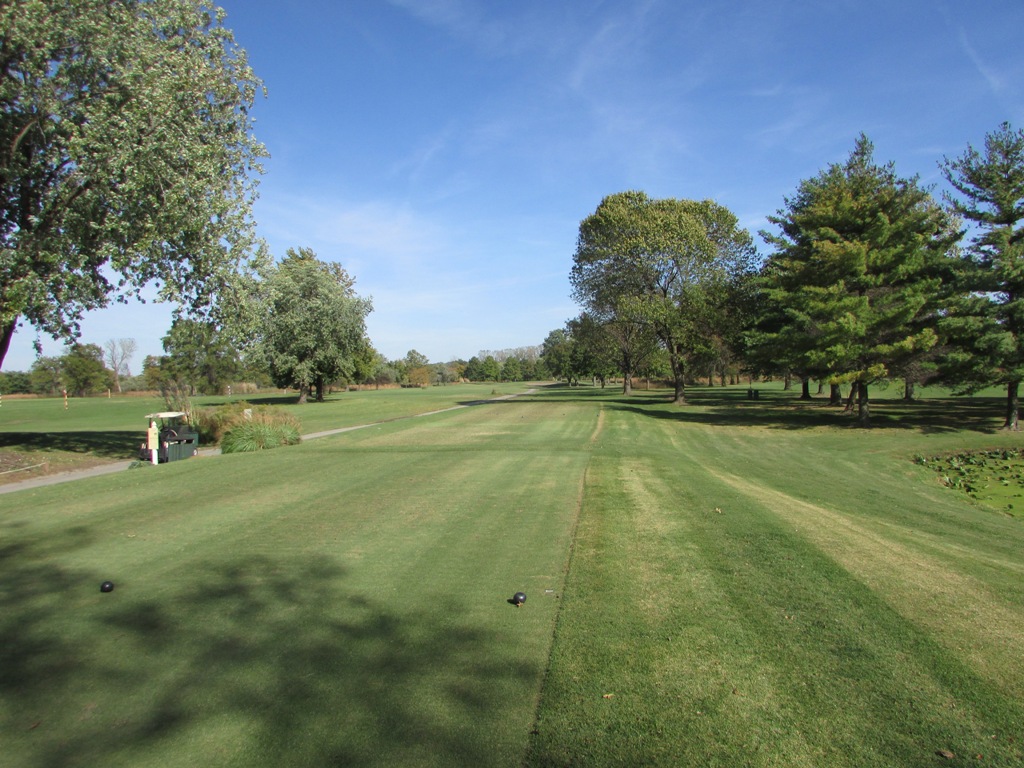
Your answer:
[220,417,301,454]
[194,402,302,451]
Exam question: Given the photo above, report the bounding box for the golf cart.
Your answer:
[140,411,199,464]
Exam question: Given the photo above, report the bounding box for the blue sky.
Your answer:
[7,0,1024,372]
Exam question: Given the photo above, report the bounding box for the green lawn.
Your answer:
[528,386,1024,767]
[0,383,534,473]
[2,384,1023,767]
[1,387,586,767]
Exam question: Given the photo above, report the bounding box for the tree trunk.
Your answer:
[817,380,825,395]
[800,377,811,400]
[844,387,856,412]
[0,318,16,372]
[669,348,686,404]
[857,381,871,427]
[829,384,842,405]
[1003,380,1020,431]
[315,375,326,402]
[904,379,915,401]
[622,370,633,396]
[297,383,309,404]
[783,372,792,390]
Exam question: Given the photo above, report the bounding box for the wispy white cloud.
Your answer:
[564,1,661,93]
[384,0,514,53]
[745,84,842,157]
[256,194,448,265]
[388,123,458,184]
[957,28,1005,95]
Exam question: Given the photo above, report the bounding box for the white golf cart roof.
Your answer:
[145,411,188,420]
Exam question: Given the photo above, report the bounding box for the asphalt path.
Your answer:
[0,390,533,496]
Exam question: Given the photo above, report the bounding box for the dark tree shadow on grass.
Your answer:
[0,430,140,458]
[0,533,538,767]
[509,384,1005,434]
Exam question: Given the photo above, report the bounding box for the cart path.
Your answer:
[0,389,536,495]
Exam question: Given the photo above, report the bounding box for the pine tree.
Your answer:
[941,123,1024,429]
[760,136,958,426]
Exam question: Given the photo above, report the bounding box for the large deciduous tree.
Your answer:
[760,135,958,426]
[260,248,372,403]
[161,318,241,395]
[29,354,63,395]
[566,313,618,387]
[541,328,574,384]
[571,191,756,404]
[0,0,266,369]
[941,123,1024,430]
[61,342,110,396]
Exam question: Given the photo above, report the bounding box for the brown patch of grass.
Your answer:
[617,459,688,623]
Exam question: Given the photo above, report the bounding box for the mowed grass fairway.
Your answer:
[3,385,1024,766]
[1,388,592,767]
[529,387,1024,767]
[0,383,536,475]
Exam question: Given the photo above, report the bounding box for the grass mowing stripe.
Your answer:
[684,473,1022,765]
[678,420,1024,682]
[6,384,1024,766]
[528,395,1024,767]
[700,461,1024,699]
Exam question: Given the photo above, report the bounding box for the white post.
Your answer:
[148,420,160,465]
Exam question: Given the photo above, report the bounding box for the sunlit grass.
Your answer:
[2,383,1023,766]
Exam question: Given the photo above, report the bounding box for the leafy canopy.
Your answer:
[259,248,372,402]
[571,191,755,403]
[0,0,267,368]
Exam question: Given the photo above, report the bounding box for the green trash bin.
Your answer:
[140,412,199,464]
[161,425,199,462]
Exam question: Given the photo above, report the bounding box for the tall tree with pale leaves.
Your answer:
[260,248,372,403]
[571,191,756,404]
[0,0,267,370]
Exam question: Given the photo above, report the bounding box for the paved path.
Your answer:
[0,390,535,496]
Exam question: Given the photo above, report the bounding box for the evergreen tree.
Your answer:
[941,122,1024,429]
[480,356,501,382]
[760,136,958,426]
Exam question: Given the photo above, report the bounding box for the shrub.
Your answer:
[192,402,301,447]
